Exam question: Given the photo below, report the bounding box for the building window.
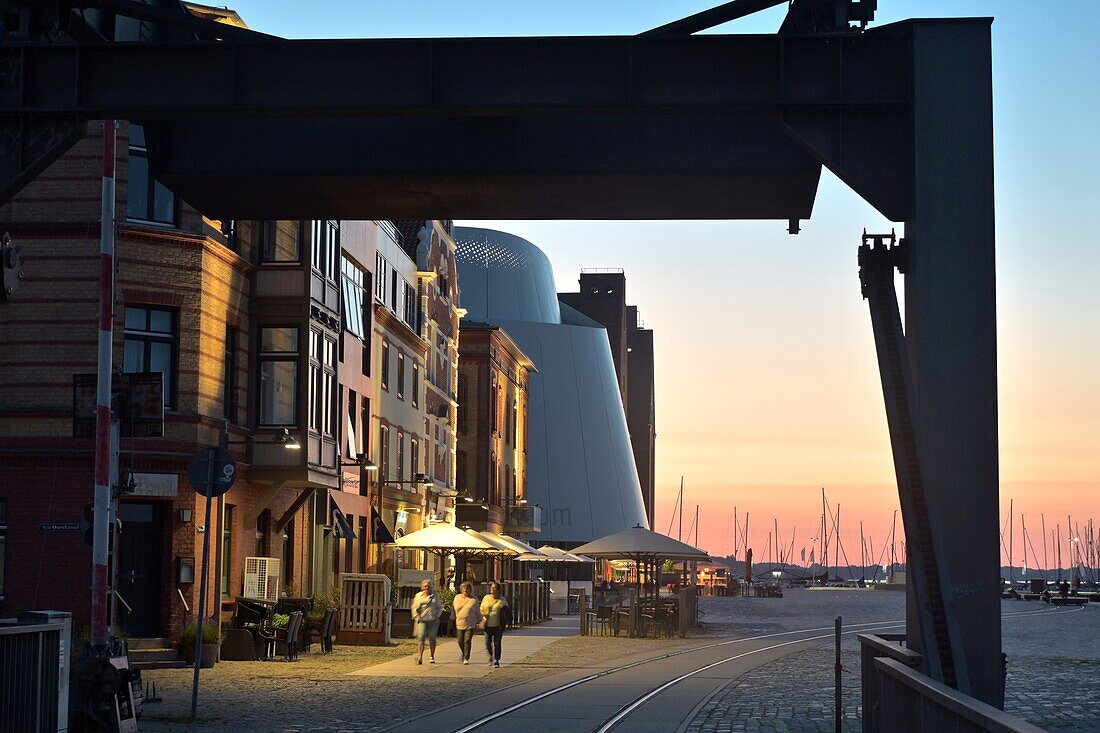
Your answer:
[360,397,371,471]
[220,219,239,253]
[512,399,518,447]
[342,258,369,339]
[410,437,419,480]
[489,382,498,435]
[358,517,368,571]
[397,352,405,400]
[411,363,419,409]
[347,388,358,456]
[223,327,237,421]
[282,518,294,588]
[0,498,6,598]
[323,336,336,436]
[126,124,176,225]
[220,505,234,596]
[258,326,298,426]
[255,510,269,557]
[380,341,390,391]
[457,378,467,434]
[379,425,390,483]
[403,281,416,330]
[260,220,300,263]
[396,432,405,485]
[455,451,466,493]
[375,253,388,302]
[311,220,340,282]
[391,269,398,313]
[489,452,496,504]
[123,305,176,409]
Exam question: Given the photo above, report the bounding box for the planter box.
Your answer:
[181,643,219,668]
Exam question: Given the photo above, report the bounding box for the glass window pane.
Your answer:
[130,124,146,148]
[149,309,172,334]
[274,226,299,262]
[261,327,297,353]
[148,341,172,375]
[124,307,146,330]
[127,154,150,220]
[123,340,144,372]
[260,360,297,425]
[153,180,175,224]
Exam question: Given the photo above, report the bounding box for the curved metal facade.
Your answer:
[455,227,649,544]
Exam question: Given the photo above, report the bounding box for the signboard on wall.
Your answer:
[132,473,179,498]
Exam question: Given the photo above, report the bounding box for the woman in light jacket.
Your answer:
[411,579,443,665]
[451,582,482,665]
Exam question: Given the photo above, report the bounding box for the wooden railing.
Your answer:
[473,580,551,627]
[860,634,1044,733]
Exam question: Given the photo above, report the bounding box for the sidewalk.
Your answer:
[349,616,578,678]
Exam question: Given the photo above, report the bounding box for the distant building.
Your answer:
[453,227,648,546]
[393,220,462,524]
[559,272,656,528]
[371,224,430,575]
[455,323,538,579]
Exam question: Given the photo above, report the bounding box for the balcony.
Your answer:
[505,504,542,534]
[455,502,505,533]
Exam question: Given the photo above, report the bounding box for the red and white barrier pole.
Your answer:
[91,120,116,648]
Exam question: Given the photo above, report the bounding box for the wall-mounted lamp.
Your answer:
[177,556,195,584]
[279,428,301,450]
[179,507,194,523]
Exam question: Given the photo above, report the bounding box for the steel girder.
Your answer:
[0,29,913,218]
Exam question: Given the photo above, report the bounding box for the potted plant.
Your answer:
[179,621,221,668]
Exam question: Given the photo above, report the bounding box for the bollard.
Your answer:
[835,616,842,733]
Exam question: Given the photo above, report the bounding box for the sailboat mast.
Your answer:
[821,488,828,578]
[1042,513,1048,575]
[890,510,897,573]
[835,504,841,581]
[1009,499,1014,583]
[1022,513,1028,574]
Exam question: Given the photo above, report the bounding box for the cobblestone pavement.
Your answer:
[687,594,1100,733]
[139,632,673,732]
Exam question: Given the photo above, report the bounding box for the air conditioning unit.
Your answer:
[244,556,281,600]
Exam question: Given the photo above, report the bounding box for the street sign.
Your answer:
[187,447,237,498]
[41,522,80,531]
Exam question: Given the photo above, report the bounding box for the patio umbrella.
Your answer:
[572,525,709,602]
[532,545,596,598]
[392,522,498,588]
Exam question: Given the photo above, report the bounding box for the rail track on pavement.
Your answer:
[446,604,1082,733]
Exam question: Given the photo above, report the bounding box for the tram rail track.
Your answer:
[448,604,1080,733]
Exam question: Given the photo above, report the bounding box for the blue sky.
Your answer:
[224,1,1099,555]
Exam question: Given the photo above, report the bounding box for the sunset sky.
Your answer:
[231,1,1098,568]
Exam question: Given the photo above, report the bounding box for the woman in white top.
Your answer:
[451,582,482,665]
[411,579,443,665]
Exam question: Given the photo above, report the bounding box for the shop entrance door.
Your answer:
[118,502,165,636]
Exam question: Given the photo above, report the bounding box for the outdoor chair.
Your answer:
[307,608,338,654]
[586,605,614,636]
[259,610,303,662]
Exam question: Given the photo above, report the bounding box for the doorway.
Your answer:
[118,502,165,637]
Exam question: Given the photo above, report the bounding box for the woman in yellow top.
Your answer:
[478,582,509,668]
[451,582,482,665]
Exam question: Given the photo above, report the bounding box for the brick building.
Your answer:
[559,270,656,528]
[455,322,539,580]
[0,121,405,639]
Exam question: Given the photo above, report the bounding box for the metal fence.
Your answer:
[0,611,71,733]
[860,634,1045,733]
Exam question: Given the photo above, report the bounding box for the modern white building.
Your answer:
[453,227,649,545]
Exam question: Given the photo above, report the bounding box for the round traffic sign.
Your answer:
[187,447,237,497]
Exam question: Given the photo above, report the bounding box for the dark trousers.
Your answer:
[456,628,475,660]
[484,625,504,661]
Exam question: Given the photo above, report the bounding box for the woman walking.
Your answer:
[452,582,482,665]
[412,578,442,665]
[479,581,509,668]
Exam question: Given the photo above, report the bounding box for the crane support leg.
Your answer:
[857,20,1000,707]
